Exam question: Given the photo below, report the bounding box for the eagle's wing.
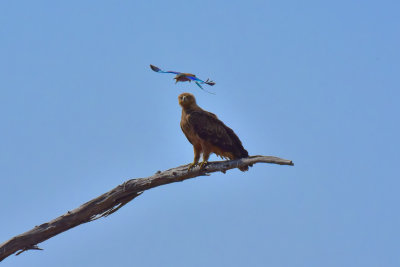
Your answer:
[150,64,180,75]
[188,111,248,158]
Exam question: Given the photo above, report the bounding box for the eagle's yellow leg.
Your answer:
[198,150,210,169]
[188,146,201,171]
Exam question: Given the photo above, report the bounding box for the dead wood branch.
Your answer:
[0,155,293,261]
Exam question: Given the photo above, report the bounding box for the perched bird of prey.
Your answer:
[150,64,216,94]
[179,92,251,171]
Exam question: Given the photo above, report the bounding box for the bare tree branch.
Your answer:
[0,155,293,262]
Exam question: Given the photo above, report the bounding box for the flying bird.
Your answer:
[150,64,216,94]
[179,92,251,171]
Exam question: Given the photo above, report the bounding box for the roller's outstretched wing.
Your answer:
[150,64,180,75]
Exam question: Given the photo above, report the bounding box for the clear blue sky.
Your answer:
[1,1,399,266]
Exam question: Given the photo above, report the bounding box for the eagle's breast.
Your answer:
[180,110,201,146]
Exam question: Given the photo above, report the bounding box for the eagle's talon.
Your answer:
[199,161,208,169]
[187,162,198,171]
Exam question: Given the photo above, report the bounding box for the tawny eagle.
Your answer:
[179,92,251,171]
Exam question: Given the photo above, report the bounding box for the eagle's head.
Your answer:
[179,93,196,108]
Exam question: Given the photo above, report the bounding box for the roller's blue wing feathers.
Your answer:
[150,64,180,75]
[186,75,205,83]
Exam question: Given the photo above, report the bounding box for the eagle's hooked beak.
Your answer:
[182,95,187,102]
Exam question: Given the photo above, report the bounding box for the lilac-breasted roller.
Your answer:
[150,64,216,94]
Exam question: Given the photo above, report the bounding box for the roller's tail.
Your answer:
[205,79,216,86]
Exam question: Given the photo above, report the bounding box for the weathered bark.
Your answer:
[0,155,293,261]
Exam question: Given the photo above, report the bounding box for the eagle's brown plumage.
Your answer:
[179,92,250,171]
